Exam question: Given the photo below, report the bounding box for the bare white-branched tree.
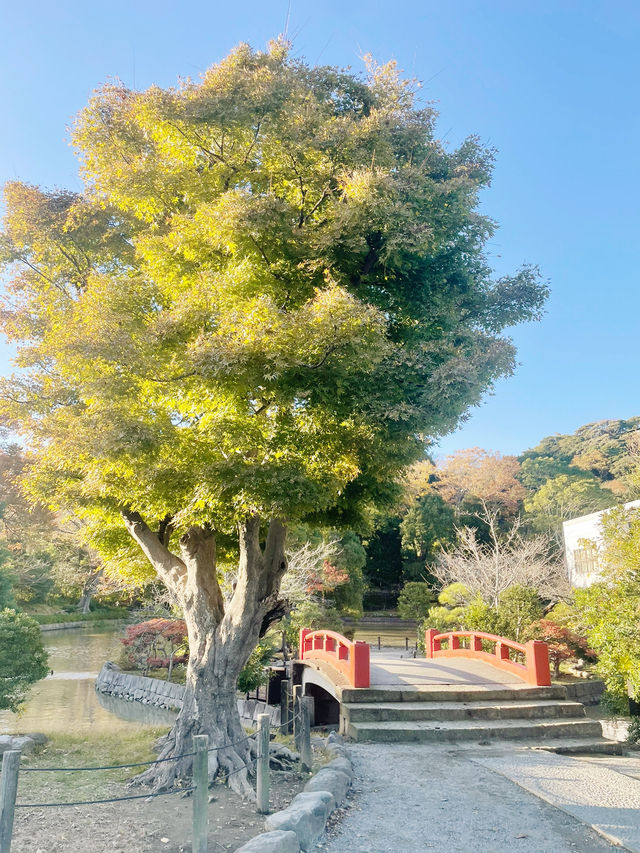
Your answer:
[433,502,569,606]
[280,538,341,606]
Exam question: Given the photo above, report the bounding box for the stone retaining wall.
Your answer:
[564,680,605,706]
[95,662,281,725]
[96,662,185,710]
[600,717,632,742]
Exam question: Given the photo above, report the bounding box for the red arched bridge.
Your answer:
[294,628,605,745]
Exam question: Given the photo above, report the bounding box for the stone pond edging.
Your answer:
[94,662,281,726]
[237,732,354,853]
[39,619,127,632]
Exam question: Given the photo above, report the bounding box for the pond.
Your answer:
[0,623,175,735]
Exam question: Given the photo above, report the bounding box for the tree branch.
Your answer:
[121,509,187,595]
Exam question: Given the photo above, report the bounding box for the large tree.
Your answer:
[0,43,546,791]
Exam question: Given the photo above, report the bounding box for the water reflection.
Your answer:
[95,690,175,727]
[0,624,173,735]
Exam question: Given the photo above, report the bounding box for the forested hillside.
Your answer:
[362,417,640,595]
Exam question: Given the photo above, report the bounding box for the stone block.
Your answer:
[236,830,300,852]
[326,743,349,760]
[0,735,36,754]
[324,756,354,781]
[304,767,351,805]
[25,733,48,745]
[265,791,335,851]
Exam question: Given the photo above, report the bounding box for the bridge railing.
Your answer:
[298,628,370,688]
[424,629,551,686]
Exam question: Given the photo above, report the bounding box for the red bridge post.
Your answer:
[299,628,311,659]
[351,641,370,688]
[424,629,439,658]
[525,639,551,686]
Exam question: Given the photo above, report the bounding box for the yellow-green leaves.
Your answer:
[0,44,547,559]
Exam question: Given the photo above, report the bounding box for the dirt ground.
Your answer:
[10,728,315,853]
[12,768,306,852]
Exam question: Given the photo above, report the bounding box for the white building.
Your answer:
[563,499,640,588]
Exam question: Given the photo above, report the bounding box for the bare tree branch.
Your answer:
[433,503,569,607]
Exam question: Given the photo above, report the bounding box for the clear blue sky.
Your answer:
[1,0,638,457]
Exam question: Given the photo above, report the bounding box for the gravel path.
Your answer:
[319,743,619,853]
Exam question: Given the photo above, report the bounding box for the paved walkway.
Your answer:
[319,743,629,853]
[472,750,640,851]
[368,649,524,689]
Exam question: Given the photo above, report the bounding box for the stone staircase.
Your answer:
[340,684,608,745]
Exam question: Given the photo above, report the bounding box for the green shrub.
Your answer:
[421,605,467,633]
[237,636,278,694]
[397,582,434,620]
[627,717,640,744]
[437,583,470,607]
[496,586,543,642]
[0,609,49,710]
[600,688,629,717]
[464,596,500,634]
[0,568,15,610]
[282,600,344,651]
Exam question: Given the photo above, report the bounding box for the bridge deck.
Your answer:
[368,648,525,689]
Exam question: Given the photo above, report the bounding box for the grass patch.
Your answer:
[15,729,170,804]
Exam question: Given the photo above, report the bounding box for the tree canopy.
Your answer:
[0,43,546,553]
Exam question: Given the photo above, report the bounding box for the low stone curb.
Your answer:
[237,732,354,853]
[235,830,300,852]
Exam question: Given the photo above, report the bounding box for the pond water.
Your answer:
[0,624,175,735]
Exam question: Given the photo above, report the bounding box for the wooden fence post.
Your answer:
[280,679,291,735]
[0,750,20,853]
[292,684,302,750]
[256,713,270,814]
[301,697,313,772]
[192,735,208,853]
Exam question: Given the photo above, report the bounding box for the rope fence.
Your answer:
[14,787,195,809]
[0,683,314,853]
[19,752,197,772]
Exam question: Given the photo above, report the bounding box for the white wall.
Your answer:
[563,500,640,588]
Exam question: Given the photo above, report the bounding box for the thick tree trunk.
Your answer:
[122,511,287,796]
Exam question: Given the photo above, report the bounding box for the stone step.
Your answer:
[347,717,603,743]
[340,685,568,704]
[533,738,627,756]
[343,699,587,723]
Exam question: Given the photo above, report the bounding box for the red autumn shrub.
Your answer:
[121,618,188,679]
[526,619,596,676]
[306,561,349,593]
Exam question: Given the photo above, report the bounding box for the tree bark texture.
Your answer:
[122,511,287,796]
